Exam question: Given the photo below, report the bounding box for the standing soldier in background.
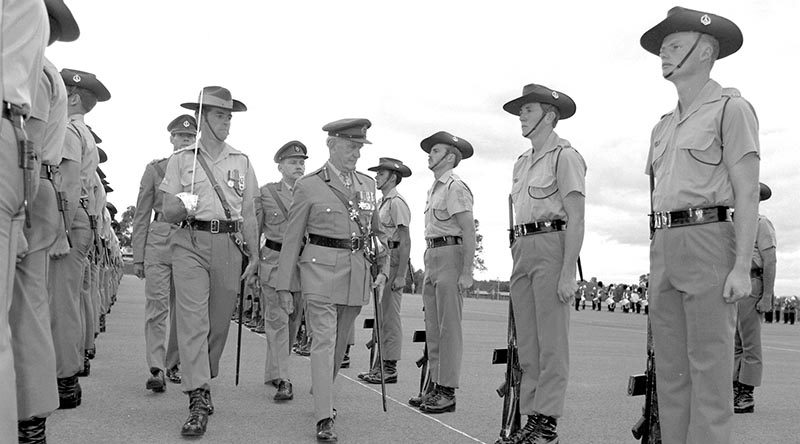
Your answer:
[275,119,387,442]
[500,83,586,444]
[132,114,196,392]
[258,140,308,402]
[160,86,259,437]
[49,68,109,409]
[641,7,760,443]
[360,157,412,385]
[734,182,776,414]
[416,131,475,415]
[8,1,76,441]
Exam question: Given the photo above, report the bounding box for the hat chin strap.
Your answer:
[523,112,547,139]
[664,34,702,79]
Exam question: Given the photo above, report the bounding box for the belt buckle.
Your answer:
[210,219,220,234]
[514,226,522,238]
[351,236,363,252]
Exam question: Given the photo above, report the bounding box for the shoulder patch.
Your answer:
[721,87,741,98]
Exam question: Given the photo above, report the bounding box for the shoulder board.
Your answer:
[721,87,741,98]
[448,176,473,198]
[659,110,673,121]
[66,121,81,137]
[313,165,330,182]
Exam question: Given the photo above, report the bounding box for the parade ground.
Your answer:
[48,276,800,443]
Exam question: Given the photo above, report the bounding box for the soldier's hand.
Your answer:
[279,291,294,315]
[133,263,145,279]
[723,267,751,304]
[49,235,71,260]
[392,275,405,292]
[241,261,259,289]
[756,294,774,313]
[457,274,473,294]
[557,274,577,304]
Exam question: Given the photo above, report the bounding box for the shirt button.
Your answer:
[352,232,356,236]
[326,208,331,212]
[273,212,278,216]
[311,258,316,263]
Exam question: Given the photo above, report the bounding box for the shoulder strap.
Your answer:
[719,96,732,150]
[195,153,233,220]
[151,159,166,181]
[266,183,289,219]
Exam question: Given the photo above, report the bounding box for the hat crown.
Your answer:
[182,86,246,112]
[167,114,197,134]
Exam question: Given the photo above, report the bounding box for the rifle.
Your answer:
[368,234,387,412]
[6,102,35,228]
[362,317,377,374]
[412,329,433,399]
[628,318,661,443]
[493,301,521,440]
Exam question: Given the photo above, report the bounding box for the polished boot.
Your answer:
[363,360,398,384]
[526,413,558,444]
[274,380,294,401]
[420,385,455,414]
[99,313,106,333]
[204,389,214,415]
[253,318,266,334]
[409,383,437,407]
[146,368,166,393]
[57,375,81,409]
[496,414,539,444]
[316,417,337,442]
[18,416,46,444]
[357,360,379,380]
[166,366,182,384]
[86,346,96,360]
[180,389,210,437]
[76,353,90,377]
[340,345,351,369]
[296,338,312,356]
[735,383,755,413]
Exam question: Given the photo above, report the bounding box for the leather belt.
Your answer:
[751,268,763,279]
[2,101,24,121]
[40,164,58,181]
[650,206,731,230]
[388,240,400,249]
[181,219,242,233]
[79,196,89,209]
[308,233,365,252]
[513,219,566,238]
[264,238,283,252]
[426,235,462,249]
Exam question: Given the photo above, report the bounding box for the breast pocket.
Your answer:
[431,197,451,221]
[266,210,286,226]
[180,170,207,192]
[679,130,722,166]
[527,175,559,200]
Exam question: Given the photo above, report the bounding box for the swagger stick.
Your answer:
[235,256,247,386]
[369,234,387,412]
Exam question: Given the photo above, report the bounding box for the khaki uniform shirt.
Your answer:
[424,169,473,238]
[63,114,99,209]
[646,79,760,212]
[29,58,66,166]
[257,180,297,290]
[1,0,47,109]
[378,187,411,246]
[511,131,586,223]
[132,157,172,264]
[159,141,258,221]
[751,215,776,270]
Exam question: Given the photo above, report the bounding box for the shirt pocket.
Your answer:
[431,197,451,221]
[527,172,559,200]
[265,210,286,226]
[678,128,722,166]
[180,169,207,191]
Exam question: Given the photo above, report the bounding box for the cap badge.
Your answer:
[73,74,82,83]
[700,14,711,26]
[294,146,300,152]
[452,136,459,142]
[183,120,190,127]
[551,91,559,99]
[393,163,400,168]
[361,126,368,135]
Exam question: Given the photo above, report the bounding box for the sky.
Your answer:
[47,0,800,295]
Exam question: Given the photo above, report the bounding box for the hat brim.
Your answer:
[367,165,412,177]
[420,137,474,159]
[759,183,772,201]
[180,99,247,112]
[46,0,80,42]
[503,93,576,119]
[98,147,107,163]
[640,16,742,59]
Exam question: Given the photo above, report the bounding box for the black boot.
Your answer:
[527,413,558,444]
[18,416,46,444]
[496,413,539,444]
[274,380,294,401]
[180,389,210,437]
[86,346,96,360]
[57,375,81,409]
[363,360,398,384]
[340,345,351,368]
[146,368,166,393]
[735,383,755,413]
[166,366,182,384]
[420,385,456,414]
[316,417,337,442]
[76,353,90,377]
[409,383,437,407]
[204,389,214,415]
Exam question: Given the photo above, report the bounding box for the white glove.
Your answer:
[176,192,199,216]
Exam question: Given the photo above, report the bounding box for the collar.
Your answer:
[521,131,563,162]
[326,160,349,179]
[382,187,399,200]
[281,180,294,192]
[435,168,455,185]
[68,114,86,123]
[676,78,723,123]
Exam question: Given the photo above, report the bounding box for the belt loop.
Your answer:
[210,219,220,234]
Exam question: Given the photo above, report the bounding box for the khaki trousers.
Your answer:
[11,176,59,419]
[510,232,570,418]
[49,210,92,377]
[734,277,763,386]
[650,222,736,444]
[422,245,463,389]
[261,281,303,383]
[379,250,403,361]
[144,259,180,371]
[172,228,241,392]
[306,298,360,421]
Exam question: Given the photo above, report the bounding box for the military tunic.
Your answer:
[646,79,759,444]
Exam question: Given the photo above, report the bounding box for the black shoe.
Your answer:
[363,363,398,384]
[420,386,456,414]
[525,413,558,444]
[99,314,106,333]
[316,417,337,442]
[146,368,166,393]
[18,416,46,444]
[340,353,350,369]
[409,384,437,407]
[274,380,294,401]
[735,384,755,413]
[204,390,214,415]
[57,376,81,409]
[296,341,311,356]
[496,414,539,444]
[166,367,182,384]
[76,354,90,377]
[86,347,96,360]
[180,389,210,437]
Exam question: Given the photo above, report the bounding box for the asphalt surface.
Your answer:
[47,276,800,443]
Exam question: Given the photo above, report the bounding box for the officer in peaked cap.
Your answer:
[358,158,412,385]
[498,83,586,444]
[132,114,196,393]
[733,182,777,415]
[413,130,475,414]
[161,86,259,437]
[274,118,387,442]
[641,7,759,444]
[258,140,308,402]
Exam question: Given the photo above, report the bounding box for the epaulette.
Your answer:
[721,87,741,98]
[314,165,331,182]
[659,110,673,121]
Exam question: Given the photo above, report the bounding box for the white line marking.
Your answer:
[764,345,800,353]
[237,322,487,444]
